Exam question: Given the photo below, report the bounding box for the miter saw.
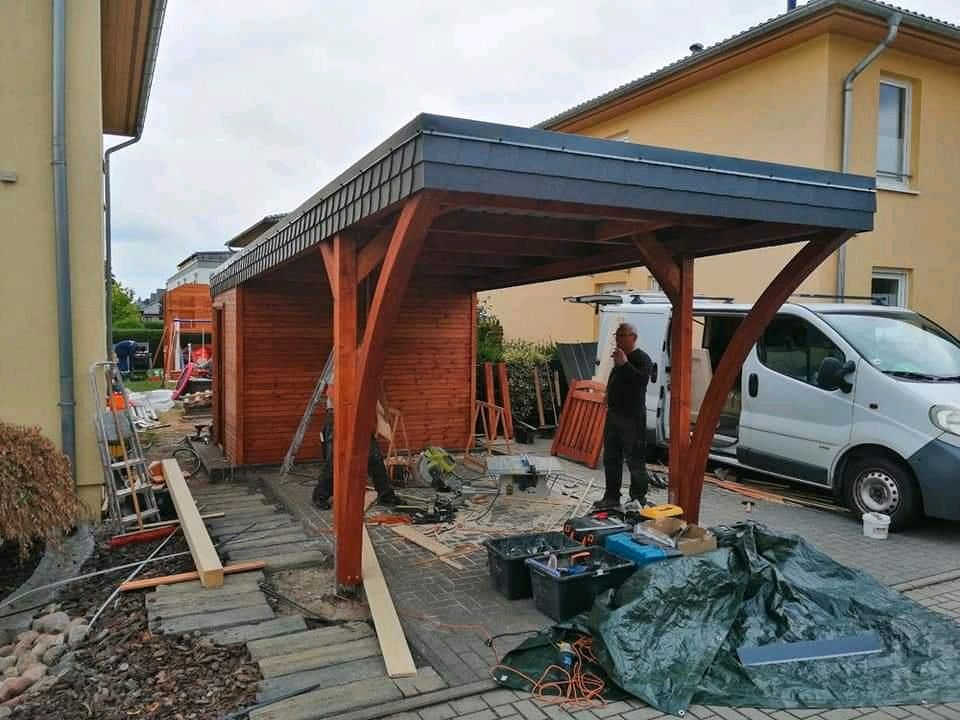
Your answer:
[413,446,456,492]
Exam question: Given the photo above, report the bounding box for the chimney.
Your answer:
[787,0,798,10]
[689,43,705,54]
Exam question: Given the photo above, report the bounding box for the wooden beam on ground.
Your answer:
[668,255,694,507]
[678,230,854,521]
[362,525,417,678]
[120,561,265,592]
[142,512,225,529]
[162,459,225,588]
[473,245,650,291]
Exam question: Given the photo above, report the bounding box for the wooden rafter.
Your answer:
[595,219,672,241]
[668,222,820,255]
[430,211,595,242]
[472,245,651,291]
[423,234,587,257]
[676,230,854,521]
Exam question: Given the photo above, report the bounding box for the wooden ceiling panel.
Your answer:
[101,0,151,136]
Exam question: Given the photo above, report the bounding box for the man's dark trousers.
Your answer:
[602,410,649,502]
[313,411,391,503]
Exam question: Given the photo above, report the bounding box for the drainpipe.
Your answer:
[52,0,77,482]
[104,0,166,355]
[837,12,901,300]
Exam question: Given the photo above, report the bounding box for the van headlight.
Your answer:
[930,405,960,436]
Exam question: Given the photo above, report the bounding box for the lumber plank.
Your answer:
[388,525,454,557]
[120,560,265,592]
[249,675,401,720]
[319,680,498,720]
[255,656,387,704]
[142,512,225,529]
[258,637,382,679]
[154,603,275,635]
[147,590,267,619]
[363,525,417,678]
[207,616,307,645]
[162,459,224,588]
[248,623,374,661]
[156,570,265,594]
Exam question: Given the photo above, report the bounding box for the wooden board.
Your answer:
[388,525,453,556]
[142,512,225,529]
[162,459,225,588]
[362,525,417,678]
[120,560,264,592]
[550,380,607,469]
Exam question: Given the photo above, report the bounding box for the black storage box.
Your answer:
[483,532,583,600]
[562,515,629,547]
[526,546,636,621]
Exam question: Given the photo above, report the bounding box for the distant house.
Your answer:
[482,0,960,342]
[166,251,234,290]
[225,213,287,251]
[137,288,165,322]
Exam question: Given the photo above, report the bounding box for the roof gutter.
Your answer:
[103,0,166,354]
[837,10,901,299]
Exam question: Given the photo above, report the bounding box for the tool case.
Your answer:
[603,532,675,567]
[483,532,583,600]
[526,546,635,621]
[562,514,629,547]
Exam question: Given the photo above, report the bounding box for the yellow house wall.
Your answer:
[486,32,960,340]
[0,1,106,514]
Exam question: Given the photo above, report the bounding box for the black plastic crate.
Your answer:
[525,546,636,621]
[483,532,584,600]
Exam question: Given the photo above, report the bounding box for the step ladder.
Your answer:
[279,350,335,480]
[90,361,162,532]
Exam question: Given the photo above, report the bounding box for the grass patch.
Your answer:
[124,378,167,392]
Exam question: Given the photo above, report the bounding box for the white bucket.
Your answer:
[862,512,891,539]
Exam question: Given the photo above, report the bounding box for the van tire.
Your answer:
[842,455,922,531]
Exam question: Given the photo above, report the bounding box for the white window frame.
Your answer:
[606,131,630,142]
[871,268,909,307]
[876,78,912,191]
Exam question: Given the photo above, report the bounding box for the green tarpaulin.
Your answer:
[498,522,960,714]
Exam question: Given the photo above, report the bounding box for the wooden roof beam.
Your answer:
[430,211,596,242]
[666,222,822,255]
[595,219,674,241]
[424,234,586,258]
[472,245,651,290]
[421,252,533,269]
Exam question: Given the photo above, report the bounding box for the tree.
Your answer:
[112,279,144,329]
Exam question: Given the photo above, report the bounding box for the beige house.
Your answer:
[483,0,960,342]
[0,1,165,513]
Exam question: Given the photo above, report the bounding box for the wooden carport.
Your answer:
[210,114,875,589]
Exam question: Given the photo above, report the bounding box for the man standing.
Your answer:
[312,386,400,510]
[594,322,653,510]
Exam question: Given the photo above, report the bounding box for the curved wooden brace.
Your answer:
[631,233,680,303]
[677,230,854,521]
[334,192,443,588]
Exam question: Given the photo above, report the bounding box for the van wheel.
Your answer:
[842,455,922,531]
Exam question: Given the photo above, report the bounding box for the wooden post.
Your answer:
[332,231,359,585]
[483,362,496,439]
[496,362,513,439]
[533,369,546,427]
[668,255,694,507]
[678,231,853,521]
[335,193,441,589]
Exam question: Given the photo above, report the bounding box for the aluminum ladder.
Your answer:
[279,350,334,479]
[90,361,162,532]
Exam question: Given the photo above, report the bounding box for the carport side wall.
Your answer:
[214,262,476,466]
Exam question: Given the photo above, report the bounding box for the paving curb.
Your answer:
[892,567,960,592]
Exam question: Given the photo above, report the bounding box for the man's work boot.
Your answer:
[377,491,401,507]
[622,497,649,513]
[312,494,331,510]
[592,495,621,511]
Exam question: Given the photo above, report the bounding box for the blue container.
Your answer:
[604,533,671,567]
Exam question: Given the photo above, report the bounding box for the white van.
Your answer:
[572,292,960,530]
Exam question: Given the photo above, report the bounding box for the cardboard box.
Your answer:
[644,518,717,556]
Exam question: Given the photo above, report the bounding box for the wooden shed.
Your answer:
[162,282,215,371]
[209,114,875,589]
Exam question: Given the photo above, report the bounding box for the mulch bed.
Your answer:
[0,541,44,604]
[12,526,259,720]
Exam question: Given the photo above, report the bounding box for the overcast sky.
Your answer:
[109,0,960,298]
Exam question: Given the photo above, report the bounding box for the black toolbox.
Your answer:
[483,532,584,600]
[525,546,636,621]
[562,515,629,547]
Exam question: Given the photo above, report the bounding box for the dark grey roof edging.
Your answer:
[210,114,875,296]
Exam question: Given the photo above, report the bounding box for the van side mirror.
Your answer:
[817,357,855,393]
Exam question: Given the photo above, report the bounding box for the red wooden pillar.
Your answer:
[334,192,441,589]
[496,362,514,439]
[483,362,496,438]
[668,255,694,507]
[678,230,853,522]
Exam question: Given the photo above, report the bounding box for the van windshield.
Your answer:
[822,311,960,381]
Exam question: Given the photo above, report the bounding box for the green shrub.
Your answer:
[143,319,164,330]
[477,301,504,363]
[503,339,557,426]
[0,422,83,557]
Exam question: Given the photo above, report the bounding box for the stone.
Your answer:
[0,676,32,702]
[41,645,65,667]
[0,647,12,659]
[0,704,11,718]
[14,654,37,674]
[67,625,89,649]
[2,668,16,679]
[21,665,46,685]
[15,632,37,646]
[11,640,32,659]
[32,612,71,635]
[68,617,86,629]
[29,635,56,661]
[0,659,13,673]
[52,651,77,675]
[0,629,13,647]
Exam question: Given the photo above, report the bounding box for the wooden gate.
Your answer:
[550,380,606,468]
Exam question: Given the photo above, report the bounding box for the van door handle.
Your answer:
[748,373,758,397]
[650,363,658,383]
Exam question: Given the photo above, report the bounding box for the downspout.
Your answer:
[104,0,166,355]
[837,12,901,299]
[52,0,76,482]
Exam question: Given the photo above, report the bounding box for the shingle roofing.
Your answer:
[538,0,960,130]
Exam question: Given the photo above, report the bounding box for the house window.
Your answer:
[649,276,661,292]
[606,131,630,142]
[871,268,909,307]
[876,79,911,188]
[596,281,626,295]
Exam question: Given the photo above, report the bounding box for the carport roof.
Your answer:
[209,113,875,296]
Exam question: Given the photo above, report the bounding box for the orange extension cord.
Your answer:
[492,635,607,711]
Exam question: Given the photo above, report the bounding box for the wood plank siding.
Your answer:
[212,288,240,462]
[212,255,475,466]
